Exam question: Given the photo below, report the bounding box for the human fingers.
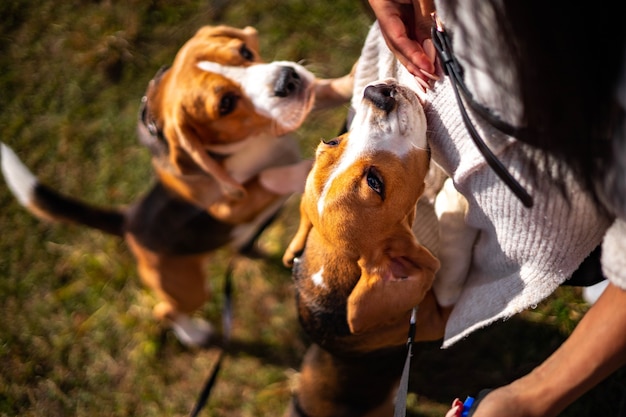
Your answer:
[444,398,464,417]
[369,0,436,84]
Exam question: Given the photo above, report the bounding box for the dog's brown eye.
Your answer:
[366,167,385,199]
[321,137,340,146]
[240,44,254,61]
[219,93,239,116]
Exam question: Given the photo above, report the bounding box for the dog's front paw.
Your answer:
[170,314,215,348]
[282,248,296,268]
[222,181,247,200]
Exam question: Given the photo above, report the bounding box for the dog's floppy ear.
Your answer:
[346,230,439,335]
[167,121,246,201]
[240,26,260,57]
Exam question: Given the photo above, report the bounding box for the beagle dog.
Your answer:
[1,25,352,347]
[282,80,442,417]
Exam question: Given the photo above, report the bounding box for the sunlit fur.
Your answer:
[147,26,315,199]
[284,81,440,353]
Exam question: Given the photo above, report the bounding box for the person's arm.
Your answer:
[368,0,437,86]
[457,282,626,417]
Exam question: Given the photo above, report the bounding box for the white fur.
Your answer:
[1,143,37,206]
[196,60,315,132]
[582,279,609,305]
[170,314,214,347]
[318,81,426,215]
[432,178,478,307]
[311,267,327,288]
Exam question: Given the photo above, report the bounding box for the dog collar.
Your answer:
[138,65,171,157]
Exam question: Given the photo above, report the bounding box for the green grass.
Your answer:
[1,2,624,416]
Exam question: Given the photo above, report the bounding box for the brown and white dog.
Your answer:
[282,80,442,417]
[0,25,351,348]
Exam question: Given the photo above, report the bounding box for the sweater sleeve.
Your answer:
[425,80,613,347]
[351,21,614,348]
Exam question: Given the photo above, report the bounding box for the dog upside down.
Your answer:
[283,81,444,417]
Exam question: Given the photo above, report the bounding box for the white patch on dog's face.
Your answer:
[311,267,327,289]
[197,60,315,134]
[316,80,426,215]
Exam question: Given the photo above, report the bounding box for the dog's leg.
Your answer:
[313,62,356,110]
[156,307,214,348]
[126,235,214,347]
[155,163,225,209]
[283,206,313,267]
[207,161,312,224]
[432,178,478,307]
[208,176,282,224]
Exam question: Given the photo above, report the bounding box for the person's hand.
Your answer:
[444,389,522,417]
[444,398,464,417]
[368,0,438,89]
[444,282,626,417]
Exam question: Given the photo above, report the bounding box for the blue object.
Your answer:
[461,396,475,417]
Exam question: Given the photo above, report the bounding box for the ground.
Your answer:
[1,1,624,416]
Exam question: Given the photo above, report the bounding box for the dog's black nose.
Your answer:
[364,84,396,112]
[274,66,302,97]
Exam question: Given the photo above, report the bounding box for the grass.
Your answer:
[0,1,624,416]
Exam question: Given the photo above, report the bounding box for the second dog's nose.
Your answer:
[274,66,302,97]
[364,84,396,113]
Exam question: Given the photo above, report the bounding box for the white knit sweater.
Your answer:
[353,22,619,348]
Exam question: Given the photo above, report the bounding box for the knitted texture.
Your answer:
[354,22,615,347]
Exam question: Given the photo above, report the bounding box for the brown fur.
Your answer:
[2,25,353,347]
[283,82,442,416]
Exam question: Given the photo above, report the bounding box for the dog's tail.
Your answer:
[1,143,125,237]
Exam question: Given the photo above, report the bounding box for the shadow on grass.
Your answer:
[410,317,566,401]
[407,316,626,417]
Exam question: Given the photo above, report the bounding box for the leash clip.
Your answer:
[431,13,461,77]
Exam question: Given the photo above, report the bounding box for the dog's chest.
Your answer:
[223,133,299,183]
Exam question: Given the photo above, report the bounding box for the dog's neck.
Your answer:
[291,343,405,417]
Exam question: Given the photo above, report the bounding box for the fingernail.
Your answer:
[415,77,431,91]
[419,68,440,81]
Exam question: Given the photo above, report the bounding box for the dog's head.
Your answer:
[286,80,440,352]
[145,25,316,199]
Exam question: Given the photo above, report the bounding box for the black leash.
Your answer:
[188,351,225,417]
[188,258,235,417]
[431,14,534,208]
